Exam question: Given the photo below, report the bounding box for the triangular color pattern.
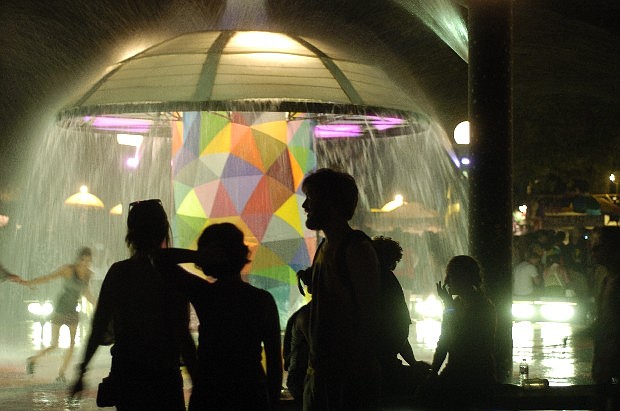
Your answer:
[253,131,288,171]
[200,111,230,151]
[262,215,301,243]
[252,120,288,144]
[220,175,263,214]
[274,195,304,236]
[176,189,207,218]
[210,182,239,217]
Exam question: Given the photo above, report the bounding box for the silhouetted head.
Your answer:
[125,199,170,255]
[372,236,403,271]
[197,223,250,278]
[445,255,483,295]
[302,168,358,230]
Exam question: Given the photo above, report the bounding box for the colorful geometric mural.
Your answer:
[171,111,317,319]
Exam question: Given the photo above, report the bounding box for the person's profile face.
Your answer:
[302,186,329,230]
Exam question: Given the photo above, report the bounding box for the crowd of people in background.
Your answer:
[512,227,599,301]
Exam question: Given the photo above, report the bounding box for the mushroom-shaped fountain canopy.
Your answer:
[59,30,425,118]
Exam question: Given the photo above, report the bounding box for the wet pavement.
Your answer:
[0,318,595,410]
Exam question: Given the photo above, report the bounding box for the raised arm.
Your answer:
[27,265,71,286]
[70,267,115,398]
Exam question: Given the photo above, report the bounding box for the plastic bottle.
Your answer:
[519,358,529,385]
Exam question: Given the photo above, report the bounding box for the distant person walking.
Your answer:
[301,168,382,411]
[154,222,282,411]
[70,199,196,410]
[25,247,96,382]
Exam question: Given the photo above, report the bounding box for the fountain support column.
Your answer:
[468,1,513,381]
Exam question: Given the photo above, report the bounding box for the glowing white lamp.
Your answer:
[110,203,123,215]
[381,194,405,212]
[64,185,105,208]
[454,120,470,145]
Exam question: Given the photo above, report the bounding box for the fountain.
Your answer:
[1,24,469,329]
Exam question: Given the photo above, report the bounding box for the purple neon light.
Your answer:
[314,124,362,139]
[368,116,405,131]
[86,116,153,132]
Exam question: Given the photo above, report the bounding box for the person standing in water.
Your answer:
[26,247,96,382]
[70,199,196,410]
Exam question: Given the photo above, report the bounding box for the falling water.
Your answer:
[0,0,471,385]
[391,0,469,62]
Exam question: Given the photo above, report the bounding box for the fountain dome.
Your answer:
[60,30,426,118]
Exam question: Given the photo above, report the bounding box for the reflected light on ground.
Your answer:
[414,319,441,350]
[539,322,572,345]
[29,322,80,349]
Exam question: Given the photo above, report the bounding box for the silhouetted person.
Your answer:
[589,226,620,410]
[418,255,496,409]
[154,222,282,411]
[372,236,430,396]
[26,247,96,382]
[283,268,312,403]
[70,199,196,410]
[301,168,381,411]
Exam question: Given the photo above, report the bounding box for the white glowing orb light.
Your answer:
[519,204,528,214]
[512,302,536,320]
[415,294,443,319]
[540,302,575,322]
[461,157,470,165]
[126,156,140,168]
[454,120,470,145]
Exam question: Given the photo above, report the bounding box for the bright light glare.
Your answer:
[415,295,443,319]
[117,133,143,147]
[415,319,441,350]
[540,303,575,322]
[381,194,405,212]
[611,174,616,183]
[460,157,470,165]
[512,303,536,320]
[519,204,528,213]
[454,120,470,144]
[230,31,300,51]
[28,302,54,316]
[126,157,139,168]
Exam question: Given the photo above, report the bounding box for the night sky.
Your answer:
[1,0,619,203]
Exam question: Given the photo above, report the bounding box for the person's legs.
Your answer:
[27,322,61,373]
[57,322,77,380]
